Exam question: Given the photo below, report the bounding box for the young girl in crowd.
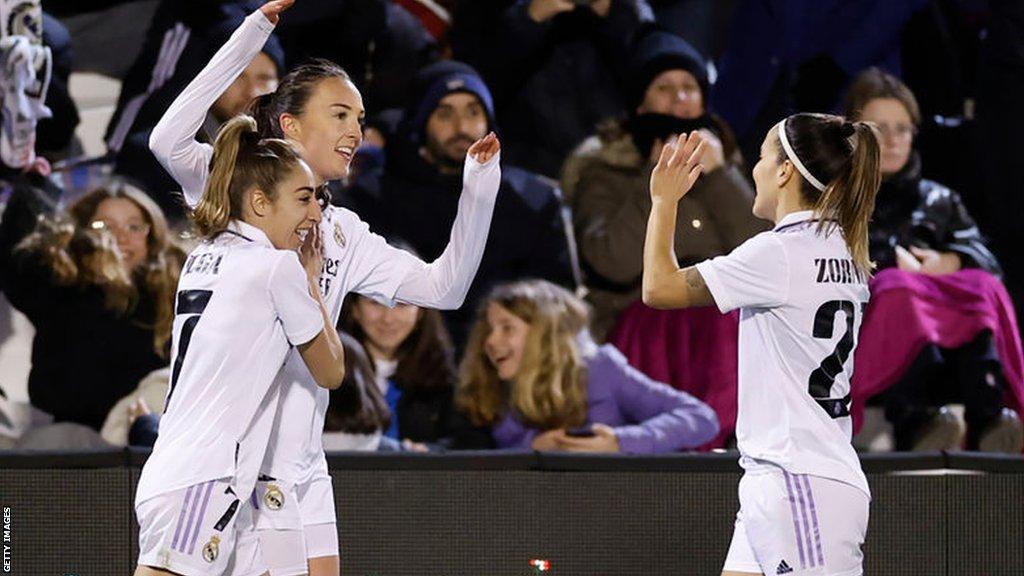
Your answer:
[457,279,719,453]
[342,288,490,450]
[0,177,183,432]
[148,1,501,574]
[642,118,880,575]
[134,116,346,576]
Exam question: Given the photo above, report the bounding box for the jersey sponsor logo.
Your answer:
[319,257,340,296]
[183,252,223,276]
[813,258,865,285]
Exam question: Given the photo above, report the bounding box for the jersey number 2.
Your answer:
[166,289,213,411]
[808,300,862,419]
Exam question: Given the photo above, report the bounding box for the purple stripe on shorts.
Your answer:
[801,475,827,567]
[250,490,259,510]
[187,481,216,555]
[170,485,196,552]
[792,473,816,568]
[178,482,206,553]
[782,471,807,570]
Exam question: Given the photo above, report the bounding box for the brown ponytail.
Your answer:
[192,115,306,239]
[775,113,881,276]
[813,121,880,275]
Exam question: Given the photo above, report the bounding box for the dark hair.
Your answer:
[248,58,351,140]
[194,115,306,238]
[342,294,457,393]
[775,113,881,274]
[323,332,392,434]
[842,67,921,125]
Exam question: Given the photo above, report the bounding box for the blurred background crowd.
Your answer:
[1,0,1022,456]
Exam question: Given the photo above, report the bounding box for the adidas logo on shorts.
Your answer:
[776,559,794,574]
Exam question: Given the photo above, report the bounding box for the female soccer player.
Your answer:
[148,2,501,574]
[642,115,881,576]
[134,116,346,576]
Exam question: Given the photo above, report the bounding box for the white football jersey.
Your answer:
[135,221,323,505]
[696,210,870,497]
[261,205,418,483]
[149,6,501,489]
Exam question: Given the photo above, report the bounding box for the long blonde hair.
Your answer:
[193,115,306,238]
[457,280,589,429]
[19,183,185,358]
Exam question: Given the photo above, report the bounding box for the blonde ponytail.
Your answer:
[193,116,259,238]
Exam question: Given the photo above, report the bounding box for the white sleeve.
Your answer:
[148,10,275,207]
[339,210,421,307]
[268,252,324,346]
[694,232,790,313]
[392,151,501,309]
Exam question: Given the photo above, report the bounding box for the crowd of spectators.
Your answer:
[1,0,1022,455]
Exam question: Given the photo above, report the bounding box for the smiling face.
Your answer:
[283,76,364,183]
[90,197,150,270]
[257,159,320,250]
[483,303,530,381]
[637,69,704,120]
[351,296,421,361]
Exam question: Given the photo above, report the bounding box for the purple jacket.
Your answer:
[491,345,720,453]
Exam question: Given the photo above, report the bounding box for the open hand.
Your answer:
[260,0,295,25]
[650,131,706,204]
[299,225,324,286]
[468,132,501,164]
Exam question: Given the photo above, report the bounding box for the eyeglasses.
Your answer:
[874,123,916,140]
[90,219,150,238]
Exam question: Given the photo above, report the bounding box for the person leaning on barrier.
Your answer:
[456,279,720,453]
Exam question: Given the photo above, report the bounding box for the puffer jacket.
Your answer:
[870,153,1001,274]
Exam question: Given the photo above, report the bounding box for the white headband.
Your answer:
[778,118,827,192]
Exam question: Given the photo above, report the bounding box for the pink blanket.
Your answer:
[851,268,1024,433]
[607,303,740,449]
[607,269,1024,449]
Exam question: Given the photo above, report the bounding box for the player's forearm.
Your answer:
[394,154,500,309]
[312,288,346,389]
[150,10,274,202]
[642,199,682,308]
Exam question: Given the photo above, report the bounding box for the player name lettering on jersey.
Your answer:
[183,252,224,276]
[813,258,866,285]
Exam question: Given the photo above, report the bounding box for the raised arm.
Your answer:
[148,5,280,206]
[641,132,715,309]
[392,133,502,309]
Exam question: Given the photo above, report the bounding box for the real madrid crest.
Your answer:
[202,535,220,563]
[264,483,285,510]
[333,221,346,247]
